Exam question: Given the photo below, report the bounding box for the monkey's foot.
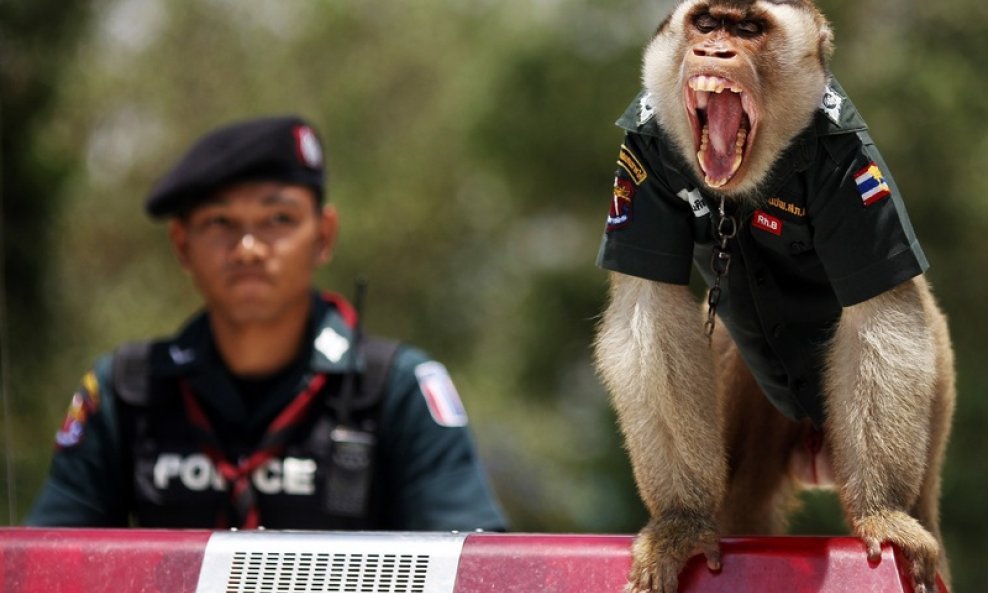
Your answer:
[626,512,721,593]
[854,510,940,593]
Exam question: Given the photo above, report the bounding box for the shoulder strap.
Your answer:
[324,335,401,425]
[338,336,400,416]
[360,337,400,403]
[112,340,153,406]
[112,336,400,410]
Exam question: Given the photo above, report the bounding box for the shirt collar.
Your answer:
[149,290,364,378]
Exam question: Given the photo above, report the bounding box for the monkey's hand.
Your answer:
[627,511,721,593]
[854,510,940,593]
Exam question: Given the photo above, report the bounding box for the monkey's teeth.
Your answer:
[697,126,710,162]
[722,129,747,183]
[736,128,748,151]
[692,76,721,92]
[699,127,747,189]
[689,75,742,95]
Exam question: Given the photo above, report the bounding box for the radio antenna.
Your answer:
[337,276,367,427]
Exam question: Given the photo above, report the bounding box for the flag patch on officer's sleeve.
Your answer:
[414,362,469,427]
[854,162,891,206]
[55,371,101,449]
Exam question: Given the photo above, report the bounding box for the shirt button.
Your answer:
[794,379,807,392]
[790,241,807,255]
[772,323,785,338]
[754,269,767,285]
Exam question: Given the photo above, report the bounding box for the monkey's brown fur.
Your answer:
[594,1,955,592]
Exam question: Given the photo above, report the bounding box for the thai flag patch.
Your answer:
[414,362,469,427]
[854,162,892,206]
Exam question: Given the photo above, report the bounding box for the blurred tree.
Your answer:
[0,0,93,522]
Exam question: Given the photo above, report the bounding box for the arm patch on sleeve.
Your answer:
[54,371,100,449]
[414,362,469,428]
[854,161,892,206]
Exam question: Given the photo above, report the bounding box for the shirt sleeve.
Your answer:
[595,132,697,284]
[25,358,129,527]
[377,346,507,532]
[809,132,929,306]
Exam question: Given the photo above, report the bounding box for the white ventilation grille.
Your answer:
[196,531,465,593]
[225,550,430,592]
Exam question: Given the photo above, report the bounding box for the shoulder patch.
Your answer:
[618,145,647,185]
[820,85,843,125]
[414,362,468,427]
[608,172,635,231]
[607,144,647,231]
[315,327,350,363]
[854,162,892,206]
[168,344,195,366]
[616,91,661,134]
[638,93,656,125]
[55,371,101,449]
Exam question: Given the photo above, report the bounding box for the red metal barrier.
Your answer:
[454,534,949,593]
[0,529,949,593]
[0,528,211,593]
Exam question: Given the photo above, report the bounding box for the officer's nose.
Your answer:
[232,232,266,262]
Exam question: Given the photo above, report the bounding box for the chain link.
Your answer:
[704,195,737,345]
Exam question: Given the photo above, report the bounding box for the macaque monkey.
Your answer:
[593,1,955,592]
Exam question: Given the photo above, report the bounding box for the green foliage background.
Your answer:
[2,0,987,590]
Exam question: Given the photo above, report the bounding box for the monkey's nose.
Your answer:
[693,47,737,60]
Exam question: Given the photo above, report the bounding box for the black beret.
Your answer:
[145,115,325,218]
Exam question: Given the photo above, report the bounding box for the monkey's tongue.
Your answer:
[700,91,745,184]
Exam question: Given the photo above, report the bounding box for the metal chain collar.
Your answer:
[704,195,737,345]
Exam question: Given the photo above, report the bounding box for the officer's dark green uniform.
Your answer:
[597,80,928,427]
[27,115,506,531]
[27,292,506,530]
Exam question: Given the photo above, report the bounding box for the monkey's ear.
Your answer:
[818,22,835,64]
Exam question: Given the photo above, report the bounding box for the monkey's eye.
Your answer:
[735,20,764,37]
[693,13,720,33]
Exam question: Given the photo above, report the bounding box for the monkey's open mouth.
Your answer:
[686,75,758,189]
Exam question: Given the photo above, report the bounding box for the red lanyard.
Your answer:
[180,372,328,528]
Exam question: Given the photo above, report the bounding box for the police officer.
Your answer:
[597,80,928,428]
[28,116,507,531]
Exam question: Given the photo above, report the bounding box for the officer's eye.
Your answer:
[268,212,299,226]
[200,214,234,230]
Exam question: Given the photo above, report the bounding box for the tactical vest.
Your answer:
[111,337,399,529]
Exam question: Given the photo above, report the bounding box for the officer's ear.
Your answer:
[168,217,192,270]
[315,203,339,266]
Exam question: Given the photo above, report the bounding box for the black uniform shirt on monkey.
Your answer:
[27,292,506,531]
[596,80,928,428]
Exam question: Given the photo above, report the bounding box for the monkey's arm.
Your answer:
[595,272,727,592]
[825,276,942,591]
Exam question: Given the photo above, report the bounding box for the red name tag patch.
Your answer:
[752,210,783,236]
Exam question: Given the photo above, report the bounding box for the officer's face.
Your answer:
[168,182,337,326]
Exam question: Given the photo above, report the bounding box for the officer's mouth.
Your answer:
[226,268,273,286]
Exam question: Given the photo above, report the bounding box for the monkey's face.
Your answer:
[643,0,833,197]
